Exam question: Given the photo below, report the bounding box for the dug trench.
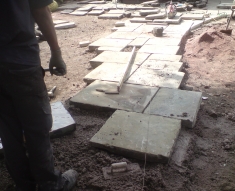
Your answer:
[1,14,235,191]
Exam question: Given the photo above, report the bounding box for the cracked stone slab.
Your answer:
[148,54,182,62]
[138,45,180,55]
[181,14,204,20]
[164,21,193,35]
[88,10,105,15]
[144,88,202,128]
[54,22,76,29]
[116,23,142,32]
[127,68,185,89]
[98,13,124,19]
[106,31,140,40]
[128,37,149,47]
[83,62,138,84]
[70,80,159,113]
[69,10,88,16]
[140,60,183,72]
[90,110,181,163]
[89,38,132,51]
[90,51,150,67]
[145,37,182,46]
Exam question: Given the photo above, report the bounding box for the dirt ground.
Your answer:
[2,7,235,191]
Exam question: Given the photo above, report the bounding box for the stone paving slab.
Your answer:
[53,20,69,25]
[69,10,88,16]
[145,12,166,20]
[98,13,124,19]
[90,51,150,67]
[181,14,204,20]
[130,18,150,23]
[106,31,140,40]
[70,80,159,113]
[89,1,106,4]
[50,102,76,138]
[108,10,126,14]
[134,24,168,34]
[60,9,74,14]
[116,23,142,32]
[88,10,105,15]
[77,6,93,11]
[140,60,183,72]
[138,45,180,55]
[127,68,185,89]
[164,21,193,35]
[131,12,143,18]
[148,54,182,62]
[145,37,182,46]
[217,3,234,9]
[89,38,132,51]
[58,3,82,10]
[96,46,125,53]
[54,22,76,29]
[90,110,181,163]
[153,16,182,24]
[144,88,202,128]
[128,37,149,47]
[139,9,160,16]
[84,62,138,84]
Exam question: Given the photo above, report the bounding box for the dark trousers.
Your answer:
[0,63,63,191]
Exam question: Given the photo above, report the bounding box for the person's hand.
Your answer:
[49,49,67,76]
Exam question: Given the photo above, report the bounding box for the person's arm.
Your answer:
[31,7,66,76]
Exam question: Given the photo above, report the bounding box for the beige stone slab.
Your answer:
[127,68,185,89]
[140,60,183,72]
[84,62,138,84]
[164,21,193,35]
[139,9,160,16]
[69,11,88,16]
[148,54,182,62]
[128,37,149,47]
[106,31,140,40]
[153,16,182,24]
[134,24,167,34]
[108,10,126,14]
[88,10,105,15]
[145,12,166,20]
[130,18,150,23]
[90,110,181,163]
[131,12,143,18]
[89,38,132,51]
[181,14,204,20]
[116,23,142,32]
[144,88,202,128]
[70,80,159,113]
[138,45,180,55]
[54,22,76,29]
[90,51,150,68]
[145,37,182,46]
[53,20,69,25]
[138,31,183,39]
[77,6,93,11]
[98,13,124,19]
[96,46,125,54]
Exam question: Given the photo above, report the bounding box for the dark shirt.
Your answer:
[0,0,52,66]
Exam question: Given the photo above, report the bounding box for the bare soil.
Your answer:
[1,8,235,191]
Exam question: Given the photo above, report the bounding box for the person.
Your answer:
[0,1,78,190]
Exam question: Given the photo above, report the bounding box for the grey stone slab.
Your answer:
[106,31,140,40]
[98,13,124,19]
[54,22,76,29]
[77,0,93,4]
[138,45,180,55]
[88,10,105,15]
[89,1,106,4]
[127,68,185,89]
[60,9,74,14]
[181,14,204,20]
[144,88,202,128]
[96,46,125,54]
[69,11,88,16]
[145,12,166,20]
[153,16,182,24]
[50,102,76,138]
[130,18,150,23]
[145,37,182,46]
[128,37,149,47]
[148,54,182,62]
[90,110,181,163]
[217,3,234,9]
[108,10,126,14]
[141,0,159,5]
[92,6,110,11]
[139,9,160,16]
[131,12,143,18]
[89,38,131,51]
[164,21,193,35]
[135,7,156,10]
[90,51,150,67]
[77,6,93,11]
[58,4,81,10]
[53,20,69,25]
[140,60,183,72]
[134,24,167,34]
[116,23,142,32]
[84,62,138,84]
[70,80,159,113]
